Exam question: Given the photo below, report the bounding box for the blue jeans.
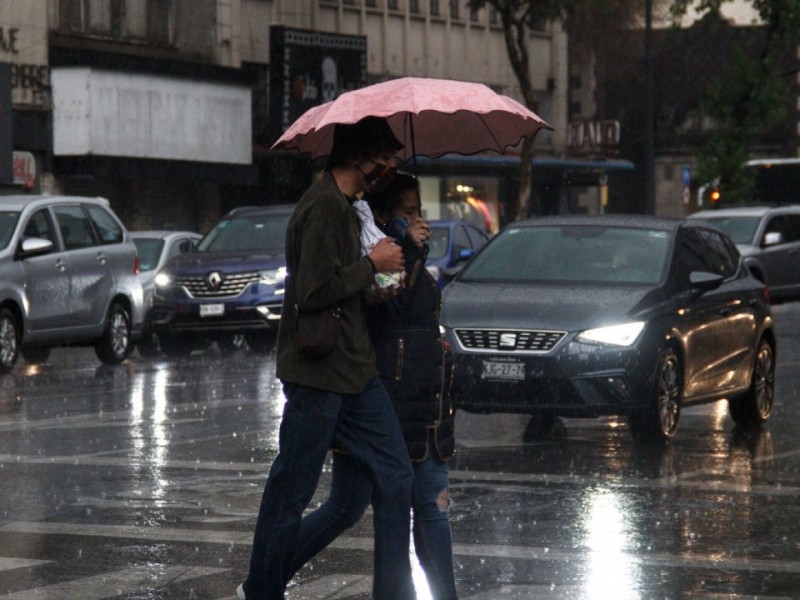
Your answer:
[243,377,414,600]
[294,447,458,599]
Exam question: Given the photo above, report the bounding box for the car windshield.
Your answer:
[133,238,165,272]
[0,211,20,250]
[427,226,450,260]
[460,224,670,285]
[693,215,761,245]
[197,213,289,254]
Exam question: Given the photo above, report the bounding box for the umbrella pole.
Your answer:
[409,113,418,177]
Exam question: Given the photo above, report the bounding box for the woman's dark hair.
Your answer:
[367,171,420,216]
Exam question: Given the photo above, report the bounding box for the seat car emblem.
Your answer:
[206,271,224,290]
[499,333,517,349]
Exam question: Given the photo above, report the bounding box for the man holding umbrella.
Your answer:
[238,116,415,600]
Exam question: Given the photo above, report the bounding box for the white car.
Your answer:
[688,205,800,301]
[0,195,145,372]
[131,230,203,356]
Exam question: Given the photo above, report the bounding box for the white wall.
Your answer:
[52,68,252,164]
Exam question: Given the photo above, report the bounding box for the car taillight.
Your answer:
[134,255,140,275]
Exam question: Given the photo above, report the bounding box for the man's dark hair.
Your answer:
[327,116,404,168]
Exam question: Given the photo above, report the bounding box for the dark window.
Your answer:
[245,62,270,146]
[388,0,398,9]
[700,230,737,278]
[430,0,440,16]
[366,0,377,6]
[453,225,471,257]
[489,7,498,24]
[410,0,419,12]
[676,230,711,289]
[24,210,57,247]
[786,215,800,242]
[148,0,172,44]
[85,204,124,244]
[53,205,99,251]
[450,0,459,19]
[763,215,791,245]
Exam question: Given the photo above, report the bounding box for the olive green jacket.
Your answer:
[275,171,378,394]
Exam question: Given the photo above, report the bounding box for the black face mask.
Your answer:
[361,162,397,196]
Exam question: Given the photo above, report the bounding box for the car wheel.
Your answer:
[729,338,774,427]
[21,346,51,364]
[245,332,276,355]
[629,347,681,443]
[0,308,20,373]
[218,334,248,354]
[522,411,557,442]
[95,302,132,365]
[159,333,196,358]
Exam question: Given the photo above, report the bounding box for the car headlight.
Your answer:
[260,266,287,285]
[576,321,645,347]
[154,272,172,288]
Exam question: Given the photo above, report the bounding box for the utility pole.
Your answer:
[644,0,655,214]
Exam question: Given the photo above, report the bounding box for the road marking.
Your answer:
[4,521,800,577]
[0,557,51,571]
[1,565,228,600]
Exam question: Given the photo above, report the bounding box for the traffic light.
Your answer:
[709,186,721,203]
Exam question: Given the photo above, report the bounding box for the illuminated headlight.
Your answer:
[576,321,645,347]
[260,266,287,285]
[154,272,172,288]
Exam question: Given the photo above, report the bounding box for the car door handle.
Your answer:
[55,259,67,272]
[96,252,107,264]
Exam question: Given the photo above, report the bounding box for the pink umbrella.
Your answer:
[271,77,552,162]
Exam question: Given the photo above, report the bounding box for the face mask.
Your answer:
[361,162,397,196]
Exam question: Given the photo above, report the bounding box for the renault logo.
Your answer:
[499,333,517,349]
[206,271,223,290]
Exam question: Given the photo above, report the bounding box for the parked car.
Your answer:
[440,214,776,443]
[149,205,291,357]
[0,194,144,372]
[688,205,800,301]
[131,230,203,357]
[426,219,491,288]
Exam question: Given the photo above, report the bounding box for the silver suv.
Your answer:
[688,205,800,301]
[0,195,144,372]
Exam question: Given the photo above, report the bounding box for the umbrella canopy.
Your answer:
[271,77,553,162]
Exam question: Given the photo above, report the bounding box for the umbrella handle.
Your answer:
[408,113,418,177]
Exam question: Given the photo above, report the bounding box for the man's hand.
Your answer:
[406,217,431,248]
[369,237,404,272]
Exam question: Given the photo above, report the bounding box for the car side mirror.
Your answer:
[763,231,783,247]
[18,237,53,259]
[457,248,475,262]
[689,270,723,293]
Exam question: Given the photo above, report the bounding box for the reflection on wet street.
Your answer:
[2,301,800,599]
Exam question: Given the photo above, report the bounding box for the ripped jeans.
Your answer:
[294,445,458,600]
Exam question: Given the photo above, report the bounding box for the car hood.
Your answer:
[165,251,285,275]
[440,281,659,332]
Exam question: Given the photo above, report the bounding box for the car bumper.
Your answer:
[447,335,658,417]
[149,301,283,334]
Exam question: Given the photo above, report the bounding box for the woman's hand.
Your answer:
[406,217,431,248]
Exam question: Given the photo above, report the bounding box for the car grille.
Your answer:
[454,328,566,354]
[176,272,261,298]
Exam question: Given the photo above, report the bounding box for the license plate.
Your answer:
[481,360,525,381]
[200,303,225,317]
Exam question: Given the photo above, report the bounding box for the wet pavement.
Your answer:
[2,302,800,599]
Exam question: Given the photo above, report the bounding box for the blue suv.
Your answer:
[149,205,291,357]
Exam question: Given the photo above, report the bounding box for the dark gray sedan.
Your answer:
[440,215,776,442]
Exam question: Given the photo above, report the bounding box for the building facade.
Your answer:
[0,0,569,232]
